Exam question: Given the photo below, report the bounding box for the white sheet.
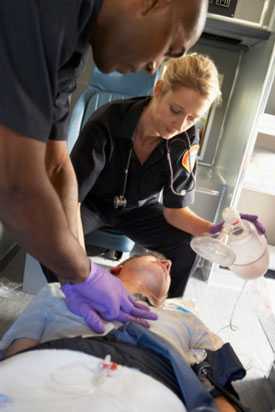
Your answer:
[0,349,186,412]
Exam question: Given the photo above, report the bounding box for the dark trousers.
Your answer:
[83,203,196,297]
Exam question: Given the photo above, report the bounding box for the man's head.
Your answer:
[89,0,208,74]
[111,253,171,307]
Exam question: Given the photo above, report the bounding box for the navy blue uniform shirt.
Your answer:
[0,0,102,142]
[71,96,200,211]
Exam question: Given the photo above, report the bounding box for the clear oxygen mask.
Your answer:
[191,208,269,280]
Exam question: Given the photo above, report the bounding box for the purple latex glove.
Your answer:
[61,262,158,333]
[209,213,266,235]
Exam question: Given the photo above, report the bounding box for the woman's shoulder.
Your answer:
[85,96,149,128]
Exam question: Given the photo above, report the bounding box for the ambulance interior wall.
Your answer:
[214,33,275,215]
[190,38,242,222]
[238,188,275,245]
[192,39,242,168]
[234,0,273,25]
[236,62,275,247]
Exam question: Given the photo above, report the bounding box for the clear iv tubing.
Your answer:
[47,356,134,412]
[48,355,118,396]
[218,281,248,333]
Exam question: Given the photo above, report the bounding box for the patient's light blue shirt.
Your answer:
[0,284,223,363]
[0,284,116,357]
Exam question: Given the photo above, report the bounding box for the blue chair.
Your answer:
[68,67,159,259]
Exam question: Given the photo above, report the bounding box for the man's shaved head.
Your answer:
[90,0,208,74]
[178,0,208,50]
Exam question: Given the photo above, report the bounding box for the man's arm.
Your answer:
[0,124,89,282]
[5,339,40,358]
[163,206,213,236]
[0,125,157,330]
[45,140,86,250]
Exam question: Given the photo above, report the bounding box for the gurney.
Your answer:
[0,284,246,412]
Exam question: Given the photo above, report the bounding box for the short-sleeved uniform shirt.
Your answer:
[0,0,102,142]
[71,97,200,214]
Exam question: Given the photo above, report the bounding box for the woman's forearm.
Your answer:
[163,207,213,236]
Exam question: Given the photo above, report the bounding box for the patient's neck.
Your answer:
[119,276,140,295]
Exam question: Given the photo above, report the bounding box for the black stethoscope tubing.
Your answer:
[114,131,196,208]
[166,131,196,196]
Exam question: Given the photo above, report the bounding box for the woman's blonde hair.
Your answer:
[160,53,221,105]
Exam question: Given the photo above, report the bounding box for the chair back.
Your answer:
[68,67,159,151]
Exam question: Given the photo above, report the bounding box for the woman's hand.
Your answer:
[209,213,266,235]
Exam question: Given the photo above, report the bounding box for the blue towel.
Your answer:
[111,322,217,412]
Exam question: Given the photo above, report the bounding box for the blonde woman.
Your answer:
[72,54,264,297]
[70,53,222,298]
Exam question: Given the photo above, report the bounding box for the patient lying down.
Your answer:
[0,253,245,412]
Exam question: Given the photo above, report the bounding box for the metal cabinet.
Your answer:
[190,11,275,280]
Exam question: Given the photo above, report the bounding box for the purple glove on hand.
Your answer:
[209,213,266,235]
[61,261,158,333]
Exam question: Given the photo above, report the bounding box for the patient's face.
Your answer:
[113,256,171,307]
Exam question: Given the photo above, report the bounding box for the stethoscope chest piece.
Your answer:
[113,148,133,209]
[113,195,127,209]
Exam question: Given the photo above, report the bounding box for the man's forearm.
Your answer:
[0,126,88,282]
[0,181,89,282]
[5,339,40,359]
[48,154,80,239]
[48,156,86,250]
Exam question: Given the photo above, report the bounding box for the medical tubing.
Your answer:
[217,281,247,333]
[228,280,247,331]
[165,132,196,197]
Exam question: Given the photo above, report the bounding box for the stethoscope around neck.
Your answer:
[113,147,134,209]
[113,132,196,209]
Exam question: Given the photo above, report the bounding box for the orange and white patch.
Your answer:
[181,144,200,173]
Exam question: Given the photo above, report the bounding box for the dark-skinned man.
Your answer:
[0,0,208,331]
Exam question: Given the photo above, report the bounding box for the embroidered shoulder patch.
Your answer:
[181,144,200,172]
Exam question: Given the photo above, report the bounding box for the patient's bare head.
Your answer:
[111,252,171,307]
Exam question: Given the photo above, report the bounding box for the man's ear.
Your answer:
[141,0,172,16]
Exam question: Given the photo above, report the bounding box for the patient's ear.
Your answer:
[111,265,122,276]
